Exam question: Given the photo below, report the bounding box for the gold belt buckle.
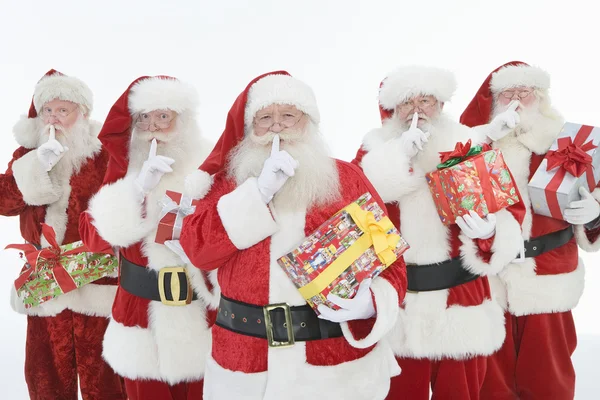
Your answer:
[158,266,192,306]
[263,303,295,348]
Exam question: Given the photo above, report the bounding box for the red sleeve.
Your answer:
[0,147,30,216]
[180,174,239,271]
[79,210,115,255]
[351,146,367,167]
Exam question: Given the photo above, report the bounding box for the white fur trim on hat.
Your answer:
[244,74,320,126]
[490,64,550,93]
[129,77,199,114]
[33,73,93,114]
[379,65,457,110]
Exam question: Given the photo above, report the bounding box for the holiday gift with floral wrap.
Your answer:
[425,139,522,225]
[278,192,409,313]
[529,122,600,221]
[6,224,118,308]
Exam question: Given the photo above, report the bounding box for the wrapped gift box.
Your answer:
[425,140,521,225]
[6,224,118,309]
[277,192,409,313]
[155,190,200,245]
[529,122,600,220]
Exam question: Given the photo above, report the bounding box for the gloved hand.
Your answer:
[37,125,68,172]
[456,211,496,240]
[564,186,600,225]
[396,112,430,159]
[164,240,191,265]
[134,139,175,196]
[485,100,520,141]
[317,279,376,323]
[257,134,299,203]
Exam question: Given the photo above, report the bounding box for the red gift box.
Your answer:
[425,140,521,225]
[155,190,200,245]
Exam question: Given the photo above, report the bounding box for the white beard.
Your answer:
[492,100,564,154]
[127,111,204,178]
[380,113,474,172]
[228,122,341,212]
[35,117,102,176]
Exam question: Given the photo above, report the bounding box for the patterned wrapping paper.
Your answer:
[529,122,600,220]
[277,192,409,313]
[155,190,200,245]
[426,141,521,226]
[6,224,118,308]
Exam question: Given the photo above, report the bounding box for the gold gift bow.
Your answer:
[297,203,401,300]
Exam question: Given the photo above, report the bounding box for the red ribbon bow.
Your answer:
[546,137,596,177]
[438,140,492,165]
[6,224,84,293]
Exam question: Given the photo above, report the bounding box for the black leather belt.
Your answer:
[120,256,197,306]
[215,295,343,348]
[407,227,575,292]
[519,227,574,259]
[407,257,478,292]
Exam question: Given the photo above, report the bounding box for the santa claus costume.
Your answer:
[0,70,125,399]
[79,76,216,400]
[460,61,600,400]
[353,66,526,400]
[179,71,407,400]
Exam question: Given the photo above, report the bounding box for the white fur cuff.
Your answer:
[459,209,524,276]
[184,169,213,200]
[217,177,278,250]
[88,176,154,248]
[360,139,423,203]
[341,278,399,349]
[12,150,60,206]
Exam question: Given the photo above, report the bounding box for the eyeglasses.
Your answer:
[499,88,534,100]
[41,105,79,119]
[253,112,304,129]
[397,97,438,113]
[135,111,176,131]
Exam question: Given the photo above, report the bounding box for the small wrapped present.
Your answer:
[529,122,600,220]
[425,140,521,225]
[6,224,118,309]
[277,192,409,313]
[155,190,200,245]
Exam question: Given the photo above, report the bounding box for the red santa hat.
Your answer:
[460,61,551,127]
[99,76,199,185]
[199,70,319,175]
[13,69,94,148]
[378,65,457,121]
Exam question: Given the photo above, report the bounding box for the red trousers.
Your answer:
[386,356,487,399]
[25,310,126,400]
[124,378,204,400]
[481,311,577,400]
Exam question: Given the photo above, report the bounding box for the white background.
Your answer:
[1,1,598,398]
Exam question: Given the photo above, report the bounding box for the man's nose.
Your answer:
[270,123,283,133]
[47,115,58,124]
[148,123,159,132]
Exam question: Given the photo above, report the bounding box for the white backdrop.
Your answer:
[1,1,598,398]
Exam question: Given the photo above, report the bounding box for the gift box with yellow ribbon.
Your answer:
[277,192,409,313]
[6,224,118,309]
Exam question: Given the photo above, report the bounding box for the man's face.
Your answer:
[252,104,307,139]
[134,109,178,142]
[40,99,82,131]
[497,86,537,110]
[395,95,441,128]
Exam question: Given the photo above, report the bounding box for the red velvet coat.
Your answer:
[180,159,407,399]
